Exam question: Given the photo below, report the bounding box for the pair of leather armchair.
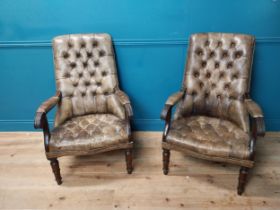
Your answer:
[35,33,265,195]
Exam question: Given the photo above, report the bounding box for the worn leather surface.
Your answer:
[174,33,255,132]
[49,114,129,152]
[245,99,263,118]
[52,34,128,126]
[166,116,251,160]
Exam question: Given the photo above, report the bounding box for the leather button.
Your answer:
[84,81,90,86]
[196,48,203,56]
[235,51,243,59]
[99,50,105,57]
[215,62,219,68]
[217,41,222,47]
[76,52,81,58]
[91,91,96,96]
[96,82,102,86]
[232,73,239,80]
[206,72,211,78]
[102,71,107,76]
[230,42,236,48]
[219,72,224,78]
[205,40,210,46]
[92,40,98,47]
[193,71,200,78]
[90,71,95,76]
[78,72,83,78]
[227,62,233,69]
[81,92,86,97]
[222,51,228,58]
[94,61,100,67]
[73,82,78,87]
[224,83,230,89]
[63,52,69,59]
[205,92,209,98]
[83,62,88,68]
[209,51,215,58]
[68,42,73,48]
[211,83,216,88]
[70,62,76,68]
[87,52,93,58]
[80,41,86,48]
[201,61,207,68]
[217,94,221,99]
[199,82,204,88]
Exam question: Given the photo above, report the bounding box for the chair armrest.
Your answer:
[34,92,61,152]
[165,91,184,106]
[160,91,184,120]
[245,99,265,137]
[115,90,133,119]
[34,91,61,129]
[36,91,61,114]
[245,99,263,118]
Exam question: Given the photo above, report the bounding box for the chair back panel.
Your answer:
[52,34,125,126]
[175,33,255,132]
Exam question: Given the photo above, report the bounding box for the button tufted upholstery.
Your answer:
[166,116,250,160]
[174,33,255,132]
[48,114,129,158]
[53,34,126,126]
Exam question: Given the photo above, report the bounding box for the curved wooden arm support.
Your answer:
[161,105,172,141]
[252,117,265,137]
[245,99,265,160]
[245,99,265,137]
[160,91,184,141]
[34,92,61,152]
[248,117,265,160]
[34,112,51,152]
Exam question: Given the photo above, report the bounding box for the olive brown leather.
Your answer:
[35,33,133,159]
[161,33,265,168]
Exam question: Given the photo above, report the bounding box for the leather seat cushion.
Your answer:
[166,116,250,160]
[50,114,129,152]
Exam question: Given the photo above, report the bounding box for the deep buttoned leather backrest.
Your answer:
[52,34,125,126]
[175,33,255,132]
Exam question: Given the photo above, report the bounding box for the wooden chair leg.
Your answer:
[125,149,133,174]
[49,158,62,185]
[237,166,249,195]
[163,149,170,175]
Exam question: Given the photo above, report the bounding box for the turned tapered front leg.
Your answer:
[237,166,249,195]
[49,158,62,185]
[125,149,133,174]
[163,149,170,175]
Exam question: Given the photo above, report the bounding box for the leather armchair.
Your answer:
[34,34,133,185]
[160,33,265,195]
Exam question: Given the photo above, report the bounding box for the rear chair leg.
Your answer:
[163,149,170,175]
[49,158,62,185]
[237,166,249,195]
[125,149,133,174]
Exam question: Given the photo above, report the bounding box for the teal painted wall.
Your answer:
[0,0,280,131]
